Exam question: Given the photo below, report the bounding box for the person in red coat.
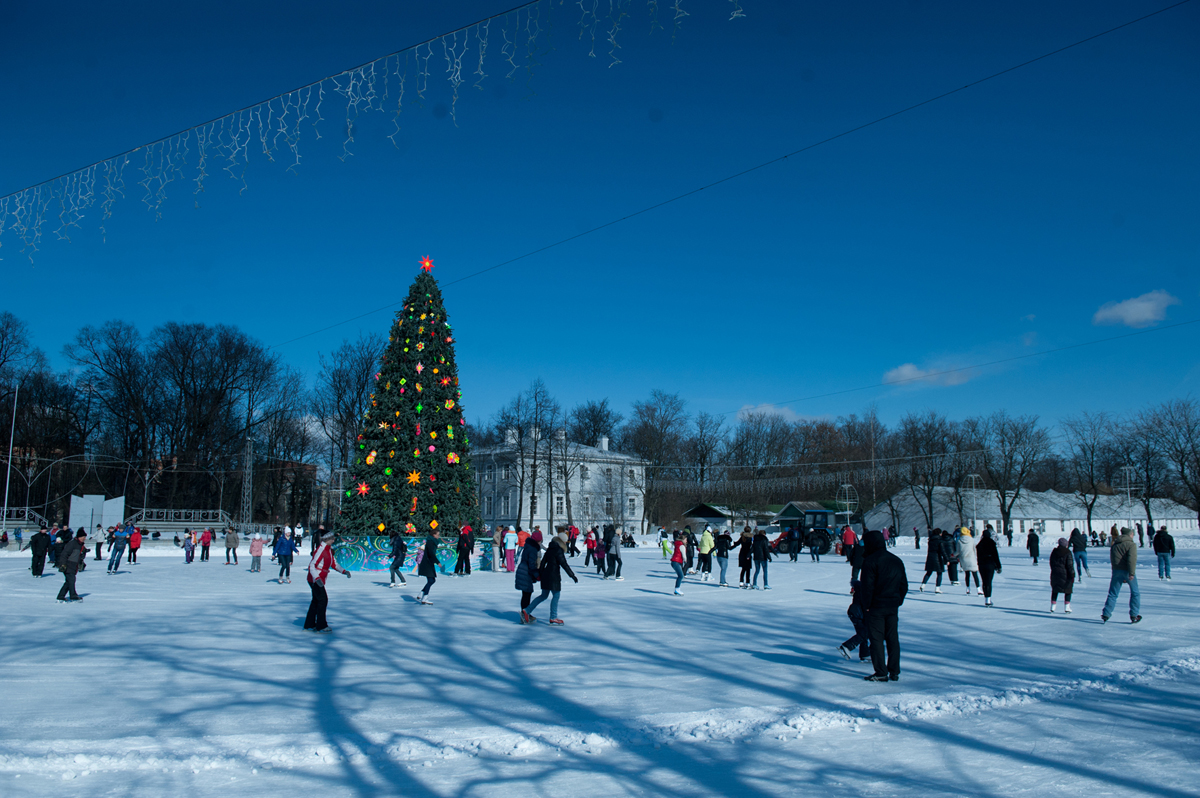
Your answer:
[128,528,143,564]
[199,528,213,562]
[305,530,350,632]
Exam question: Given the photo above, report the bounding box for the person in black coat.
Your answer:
[733,528,754,588]
[849,540,866,585]
[838,579,871,662]
[857,529,908,682]
[455,525,475,576]
[751,528,772,589]
[416,530,441,604]
[388,532,408,587]
[714,528,733,586]
[919,530,947,592]
[1153,526,1176,580]
[1048,537,1075,612]
[975,530,1002,606]
[56,530,89,602]
[25,527,51,577]
[1027,530,1040,565]
[525,532,577,624]
[515,531,542,622]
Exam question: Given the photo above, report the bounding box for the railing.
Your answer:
[2,507,50,528]
[130,509,235,526]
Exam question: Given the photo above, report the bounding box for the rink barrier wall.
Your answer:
[332,536,494,573]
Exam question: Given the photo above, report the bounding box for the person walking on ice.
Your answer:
[1069,527,1091,582]
[1153,525,1175,580]
[416,528,442,605]
[919,529,946,593]
[1049,537,1075,613]
[976,528,1001,606]
[1027,528,1040,566]
[516,529,543,622]
[274,528,299,583]
[525,529,578,624]
[224,527,239,565]
[56,529,89,602]
[249,533,264,572]
[304,530,350,632]
[957,527,981,595]
[858,530,908,682]
[1101,527,1141,624]
[388,529,409,587]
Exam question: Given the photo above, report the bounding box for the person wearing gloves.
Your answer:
[248,533,265,572]
[274,528,299,583]
[957,527,981,595]
[224,528,240,565]
[516,529,543,623]
[714,527,733,586]
[976,529,1002,607]
[108,523,131,574]
[1102,527,1141,624]
[304,530,350,632]
[416,528,442,605]
[57,529,90,602]
[524,529,578,624]
[1049,537,1075,613]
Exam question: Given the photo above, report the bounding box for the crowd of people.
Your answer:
[15,512,1181,679]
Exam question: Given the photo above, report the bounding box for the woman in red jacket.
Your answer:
[305,531,350,633]
[128,528,143,564]
[670,532,686,595]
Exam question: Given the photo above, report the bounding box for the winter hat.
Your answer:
[322,530,337,542]
[960,527,972,537]
[1120,526,1132,535]
[75,530,88,539]
[1057,537,1069,547]
[530,530,543,543]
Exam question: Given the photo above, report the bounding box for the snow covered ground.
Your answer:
[2,542,1198,797]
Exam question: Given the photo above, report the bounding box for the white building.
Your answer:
[864,486,1198,538]
[473,433,647,535]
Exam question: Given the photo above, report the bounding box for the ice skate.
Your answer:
[1064,603,1072,613]
[1130,615,1142,624]
[1050,603,1056,613]
[549,618,564,625]
[919,585,924,592]
[934,587,942,594]
[838,645,851,660]
[673,588,683,596]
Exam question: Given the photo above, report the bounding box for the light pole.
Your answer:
[2,382,17,535]
[963,474,985,533]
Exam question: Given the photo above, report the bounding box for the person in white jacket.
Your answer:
[957,527,981,595]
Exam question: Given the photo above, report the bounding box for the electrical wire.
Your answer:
[269,0,1194,350]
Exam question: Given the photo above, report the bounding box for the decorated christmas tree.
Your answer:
[339,257,478,536]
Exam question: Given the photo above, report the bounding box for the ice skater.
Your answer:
[698,525,714,581]
[249,533,264,572]
[304,530,350,632]
[503,526,518,572]
[56,529,89,602]
[958,528,981,595]
[525,530,577,624]
[1027,528,1040,566]
[669,531,687,595]
[107,523,130,574]
[605,525,624,580]
[224,527,239,565]
[24,526,51,577]
[1102,527,1141,624]
[714,527,732,586]
[976,528,1001,606]
[1049,537,1075,613]
[1069,527,1091,582]
[1153,525,1175,580]
[274,528,299,583]
[183,530,195,563]
[734,527,753,588]
[919,529,946,593]
[388,530,408,587]
[516,529,543,622]
[751,527,771,590]
[593,531,607,576]
[416,528,442,604]
[838,580,871,663]
[455,525,474,575]
[858,530,908,682]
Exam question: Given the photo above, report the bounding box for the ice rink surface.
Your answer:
[2,540,1198,797]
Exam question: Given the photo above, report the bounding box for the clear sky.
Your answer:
[2,0,1197,430]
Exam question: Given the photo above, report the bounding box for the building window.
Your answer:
[485,463,494,482]
[605,496,613,515]
[556,495,565,515]
[502,493,511,515]
[531,466,538,483]
[485,495,494,515]
[502,464,511,481]
[581,465,589,481]
[530,495,538,515]
[628,469,635,481]
[605,467,612,480]
[582,496,590,516]
[628,497,636,515]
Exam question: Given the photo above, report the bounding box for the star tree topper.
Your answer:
[420,256,434,272]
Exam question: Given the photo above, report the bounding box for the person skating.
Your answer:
[849,536,865,584]
[958,527,981,595]
[128,526,142,564]
[593,531,607,577]
[525,530,578,624]
[606,525,624,580]
[567,525,581,557]
[224,528,240,565]
[515,529,543,621]
[919,529,946,593]
[455,525,474,576]
[1069,527,1091,582]
[270,526,283,558]
[503,526,519,572]
[92,525,105,561]
[1049,537,1075,613]
[698,525,715,581]
[669,531,686,595]
[714,527,733,586]
[274,528,299,583]
[788,526,802,562]
[807,527,822,562]
[197,528,212,562]
[388,530,409,587]
[25,526,51,577]
[1027,529,1040,566]
[1101,527,1141,624]
[684,526,697,574]
[733,527,754,588]
[585,527,597,567]
[841,525,857,560]
[945,529,960,585]
[183,530,195,563]
[304,530,350,632]
[858,530,908,682]
[107,523,130,574]
[1153,525,1175,580]
[416,528,442,604]
[249,533,264,572]
[976,529,1002,606]
[838,580,871,663]
[56,529,89,602]
[751,527,772,590]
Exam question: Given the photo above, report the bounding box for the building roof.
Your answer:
[472,440,647,465]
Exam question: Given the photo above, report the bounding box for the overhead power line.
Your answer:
[270,0,1195,350]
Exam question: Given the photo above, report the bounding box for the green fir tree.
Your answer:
[339,258,478,536]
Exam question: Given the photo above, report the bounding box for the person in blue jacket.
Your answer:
[274,528,299,583]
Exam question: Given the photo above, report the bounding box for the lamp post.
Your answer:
[1,382,17,535]
[963,474,985,533]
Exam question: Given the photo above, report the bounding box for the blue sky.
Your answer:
[2,0,1197,429]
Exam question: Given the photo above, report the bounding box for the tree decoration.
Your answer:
[340,260,479,535]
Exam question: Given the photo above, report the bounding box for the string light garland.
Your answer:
[0,0,744,261]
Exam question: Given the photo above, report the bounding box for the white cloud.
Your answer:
[882,362,972,388]
[737,403,809,422]
[1092,290,1180,328]
[1022,314,1036,322]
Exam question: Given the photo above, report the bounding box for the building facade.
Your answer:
[473,433,647,535]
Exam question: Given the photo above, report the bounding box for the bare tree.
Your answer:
[525,379,560,531]
[1150,398,1200,525]
[312,333,383,475]
[1062,411,1115,536]
[622,390,688,527]
[896,411,955,532]
[1111,411,1173,529]
[967,411,1052,537]
[683,411,726,501]
[567,398,623,448]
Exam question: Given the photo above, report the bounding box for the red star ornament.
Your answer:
[420,256,434,272]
